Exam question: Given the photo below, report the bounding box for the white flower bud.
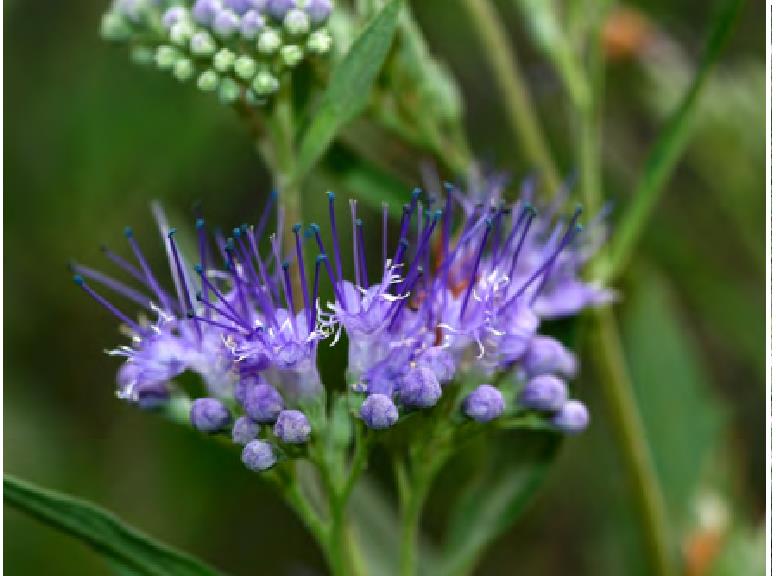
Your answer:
[280,44,303,67]
[257,29,282,54]
[233,55,257,79]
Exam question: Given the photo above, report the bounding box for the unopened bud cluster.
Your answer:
[101,0,333,105]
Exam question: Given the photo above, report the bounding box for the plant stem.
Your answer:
[590,307,676,576]
[461,0,561,195]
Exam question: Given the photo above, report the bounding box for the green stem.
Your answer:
[461,0,561,194]
[590,307,676,576]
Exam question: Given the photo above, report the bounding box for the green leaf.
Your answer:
[4,475,221,576]
[296,0,402,179]
[622,272,724,524]
[439,431,561,576]
[605,0,743,280]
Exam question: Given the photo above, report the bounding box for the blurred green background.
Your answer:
[5,1,765,574]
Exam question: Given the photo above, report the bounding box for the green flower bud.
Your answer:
[280,45,304,68]
[234,55,257,80]
[155,45,179,70]
[283,9,310,36]
[213,48,236,73]
[169,20,194,46]
[257,29,282,54]
[190,31,216,56]
[306,30,331,55]
[197,69,219,91]
[173,57,195,81]
[130,45,155,66]
[218,77,241,104]
[252,71,279,96]
[100,12,131,41]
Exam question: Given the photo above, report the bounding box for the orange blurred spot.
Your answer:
[602,8,655,61]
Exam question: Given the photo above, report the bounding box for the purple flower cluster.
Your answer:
[75,177,606,473]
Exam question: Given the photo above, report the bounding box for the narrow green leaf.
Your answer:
[605,0,743,280]
[439,431,560,576]
[296,0,402,179]
[4,475,221,576]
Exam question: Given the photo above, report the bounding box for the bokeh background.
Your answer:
[5,1,765,574]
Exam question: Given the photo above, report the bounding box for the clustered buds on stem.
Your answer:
[100,0,333,105]
[73,176,610,473]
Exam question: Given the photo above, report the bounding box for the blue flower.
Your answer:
[241,439,277,471]
[463,384,505,422]
[274,409,312,443]
[190,397,232,432]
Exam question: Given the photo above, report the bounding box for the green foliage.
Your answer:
[4,475,221,576]
[296,0,402,180]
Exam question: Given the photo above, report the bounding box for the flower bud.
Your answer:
[304,0,332,24]
[274,409,312,443]
[257,29,282,54]
[213,9,240,36]
[224,0,252,13]
[101,13,131,41]
[197,69,219,91]
[233,55,257,79]
[190,31,217,56]
[419,347,455,384]
[252,71,279,95]
[306,30,332,55]
[218,77,241,103]
[552,400,589,434]
[523,336,577,378]
[241,439,276,471]
[234,373,267,406]
[133,381,170,410]
[115,0,146,22]
[520,374,568,412]
[463,384,505,422]
[244,382,284,422]
[155,45,179,69]
[240,10,265,39]
[232,415,260,444]
[280,45,304,67]
[398,366,442,408]
[169,20,195,46]
[190,397,231,432]
[173,57,195,81]
[162,6,188,29]
[213,48,236,72]
[129,45,155,66]
[283,9,310,36]
[360,394,399,430]
[266,0,295,20]
[193,0,223,25]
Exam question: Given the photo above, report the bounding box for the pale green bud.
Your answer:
[130,45,155,66]
[100,12,131,41]
[252,71,279,96]
[155,45,179,70]
[173,57,195,81]
[257,29,282,54]
[233,55,257,80]
[213,48,236,73]
[197,69,219,91]
[190,31,216,56]
[306,30,331,55]
[283,9,310,36]
[218,77,241,104]
[280,45,304,68]
[169,20,194,46]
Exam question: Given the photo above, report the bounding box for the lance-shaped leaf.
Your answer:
[4,475,221,576]
[296,0,402,180]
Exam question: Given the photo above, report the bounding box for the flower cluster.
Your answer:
[74,178,608,473]
[101,0,333,104]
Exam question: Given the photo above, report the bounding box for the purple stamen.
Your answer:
[309,224,344,305]
[74,275,143,334]
[71,263,152,310]
[281,262,298,338]
[168,230,201,339]
[460,218,493,320]
[310,254,325,332]
[293,224,311,320]
[196,218,210,315]
[350,199,360,288]
[507,207,537,280]
[356,219,369,288]
[195,264,248,328]
[124,228,174,312]
[255,189,277,244]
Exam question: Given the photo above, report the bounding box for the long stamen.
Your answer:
[196,291,247,328]
[442,182,453,264]
[71,263,152,310]
[168,230,201,339]
[460,218,493,320]
[187,309,248,335]
[382,202,388,266]
[196,219,210,316]
[388,266,424,331]
[350,199,360,288]
[100,245,147,287]
[74,275,143,334]
[507,207,537,279]
[309,224,344,305]
[281,262,299,338]
[293,223,311,319]
[195,264,246,327]
[356,219,369,288]
[310,254,325,332]
[124,227,173,312]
